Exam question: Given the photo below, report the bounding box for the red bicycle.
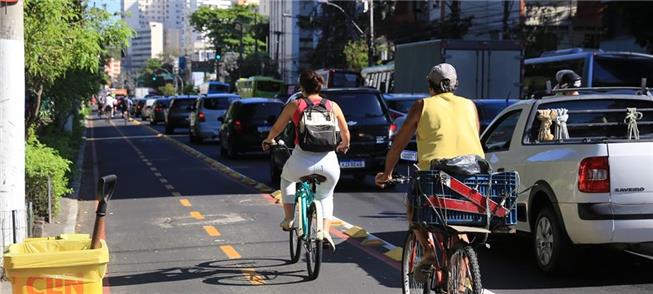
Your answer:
[395,170,519,294]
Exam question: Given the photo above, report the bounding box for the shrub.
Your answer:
[25,130,72,217]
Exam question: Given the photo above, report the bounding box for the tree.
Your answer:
[190,5,267,59]
[343,40,369,71]
[511,4,565,58]
[158,84,177,96]
[24,1,133,128]
[309,1,361,68]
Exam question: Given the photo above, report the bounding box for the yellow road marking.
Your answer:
[159,178,168,184]
[190,211,204,220]
[203,225,221,237]
[164,184,175,190]
[220,245,241,259]
[241,268,265,285]
[179,199,191,207]
[172,192,182,197]
[154,172,162,177]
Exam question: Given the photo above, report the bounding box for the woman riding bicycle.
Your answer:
[375,63,484,282]
[262,69,351,250]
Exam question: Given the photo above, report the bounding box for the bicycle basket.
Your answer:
[410,170,519,228]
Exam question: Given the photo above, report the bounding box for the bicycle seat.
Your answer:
[300,174,327,184]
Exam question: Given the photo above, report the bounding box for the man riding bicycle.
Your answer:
[375,63,484,282]
[103,93,116,118]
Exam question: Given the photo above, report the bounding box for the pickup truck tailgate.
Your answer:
[608,142,653,205]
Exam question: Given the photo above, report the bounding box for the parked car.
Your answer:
[219,98,284,158]
[189,93,240,144]
[269,88,393,184]
[148,98,171,125]
[134,99,146,117]
[164,96,197,134]
[383,93,428,120]
[480,91,653,273]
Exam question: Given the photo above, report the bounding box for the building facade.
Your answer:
[104,58,122,87]
[130,22,165,70]
[269,0,319,85]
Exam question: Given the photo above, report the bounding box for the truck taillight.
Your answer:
[198,112,205,122]
[578,156,610,193]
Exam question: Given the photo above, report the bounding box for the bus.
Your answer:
[361,63,394,93]
[315,69,365,89]
[199,81,231,95]
[524,48,653,98]
[235,76,284,98]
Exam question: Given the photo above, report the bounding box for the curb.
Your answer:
[138,121,404,265]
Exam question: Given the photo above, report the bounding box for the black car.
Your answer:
[149,98,171,125]
[164,96,197,134]
[269,88,393,184]
[219,98,284,158]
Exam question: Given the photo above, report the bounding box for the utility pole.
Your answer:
[368,0,374,66]
[0,0,27,258]
[502,0,510,40]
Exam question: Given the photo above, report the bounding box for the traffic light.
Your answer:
[215,48,222,62]
[151,74,157,81]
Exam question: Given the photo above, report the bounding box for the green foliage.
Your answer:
[25,130,72,217]
[511,4,563,58]
[24,0,133,127]
[604,2,653,53]
[159,84,177,96]
[182,84,198,95]
[343,40,369,71]
[190,5,267,56]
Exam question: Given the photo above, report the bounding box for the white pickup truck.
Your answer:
[480,92,653,272]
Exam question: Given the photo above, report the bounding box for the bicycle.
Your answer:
[266,141,325,280]
[392,169,519,294]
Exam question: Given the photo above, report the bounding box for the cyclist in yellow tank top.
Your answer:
[375,63,483,278]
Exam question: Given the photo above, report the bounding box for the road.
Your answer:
[75,114,653,294]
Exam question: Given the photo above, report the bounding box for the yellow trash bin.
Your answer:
[3,234,109,294]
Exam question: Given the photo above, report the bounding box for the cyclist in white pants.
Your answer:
[262,70,350,250]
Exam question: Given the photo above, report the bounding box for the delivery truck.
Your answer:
[394,39,523,99]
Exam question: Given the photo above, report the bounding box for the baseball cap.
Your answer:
[426,63,458,88]
[555,69,581,89]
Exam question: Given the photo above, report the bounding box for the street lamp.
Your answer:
[317,0,374,66]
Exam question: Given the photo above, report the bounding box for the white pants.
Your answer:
[280,146,340,219]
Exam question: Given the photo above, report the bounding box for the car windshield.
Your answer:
[156,99,171,107]
[529,99,653,142]
[256,81,281,92]
[327,93,387,119]
[331,72,362,88]
[170,99,195,109]
[204,97,236,110]
[238,103,283,120]
[593,56,653,87]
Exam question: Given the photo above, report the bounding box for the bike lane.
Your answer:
[76,116,403,294]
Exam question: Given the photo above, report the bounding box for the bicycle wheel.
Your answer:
[305,202,323,280]
[401,230,430,294]
[289,222,302,263]
[447,244,482,294]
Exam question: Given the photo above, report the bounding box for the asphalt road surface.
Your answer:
[75,114,653,294]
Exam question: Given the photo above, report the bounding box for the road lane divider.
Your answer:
[219,245,242,259]
[179,199,191,207]
[159,178,169,184]
[171,192,182,197]
[150,167,158,172]
[190,211,205,220]
[154,172,162,177]
[203,225,221,237]
[164,184,175,190]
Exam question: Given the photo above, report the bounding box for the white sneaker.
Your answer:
[280,218,294,231]
[323,233,336,251]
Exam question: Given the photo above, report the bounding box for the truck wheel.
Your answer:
[533,206,575,273]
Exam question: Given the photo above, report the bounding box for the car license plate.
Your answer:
[400,150,417,162]
[257,126,272,132]
[340,160,365,169]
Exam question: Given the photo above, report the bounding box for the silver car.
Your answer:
[189,93,240,143]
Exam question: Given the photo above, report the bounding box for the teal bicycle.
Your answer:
[270,142,325,280]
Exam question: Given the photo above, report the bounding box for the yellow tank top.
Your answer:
[416,92,485,170]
